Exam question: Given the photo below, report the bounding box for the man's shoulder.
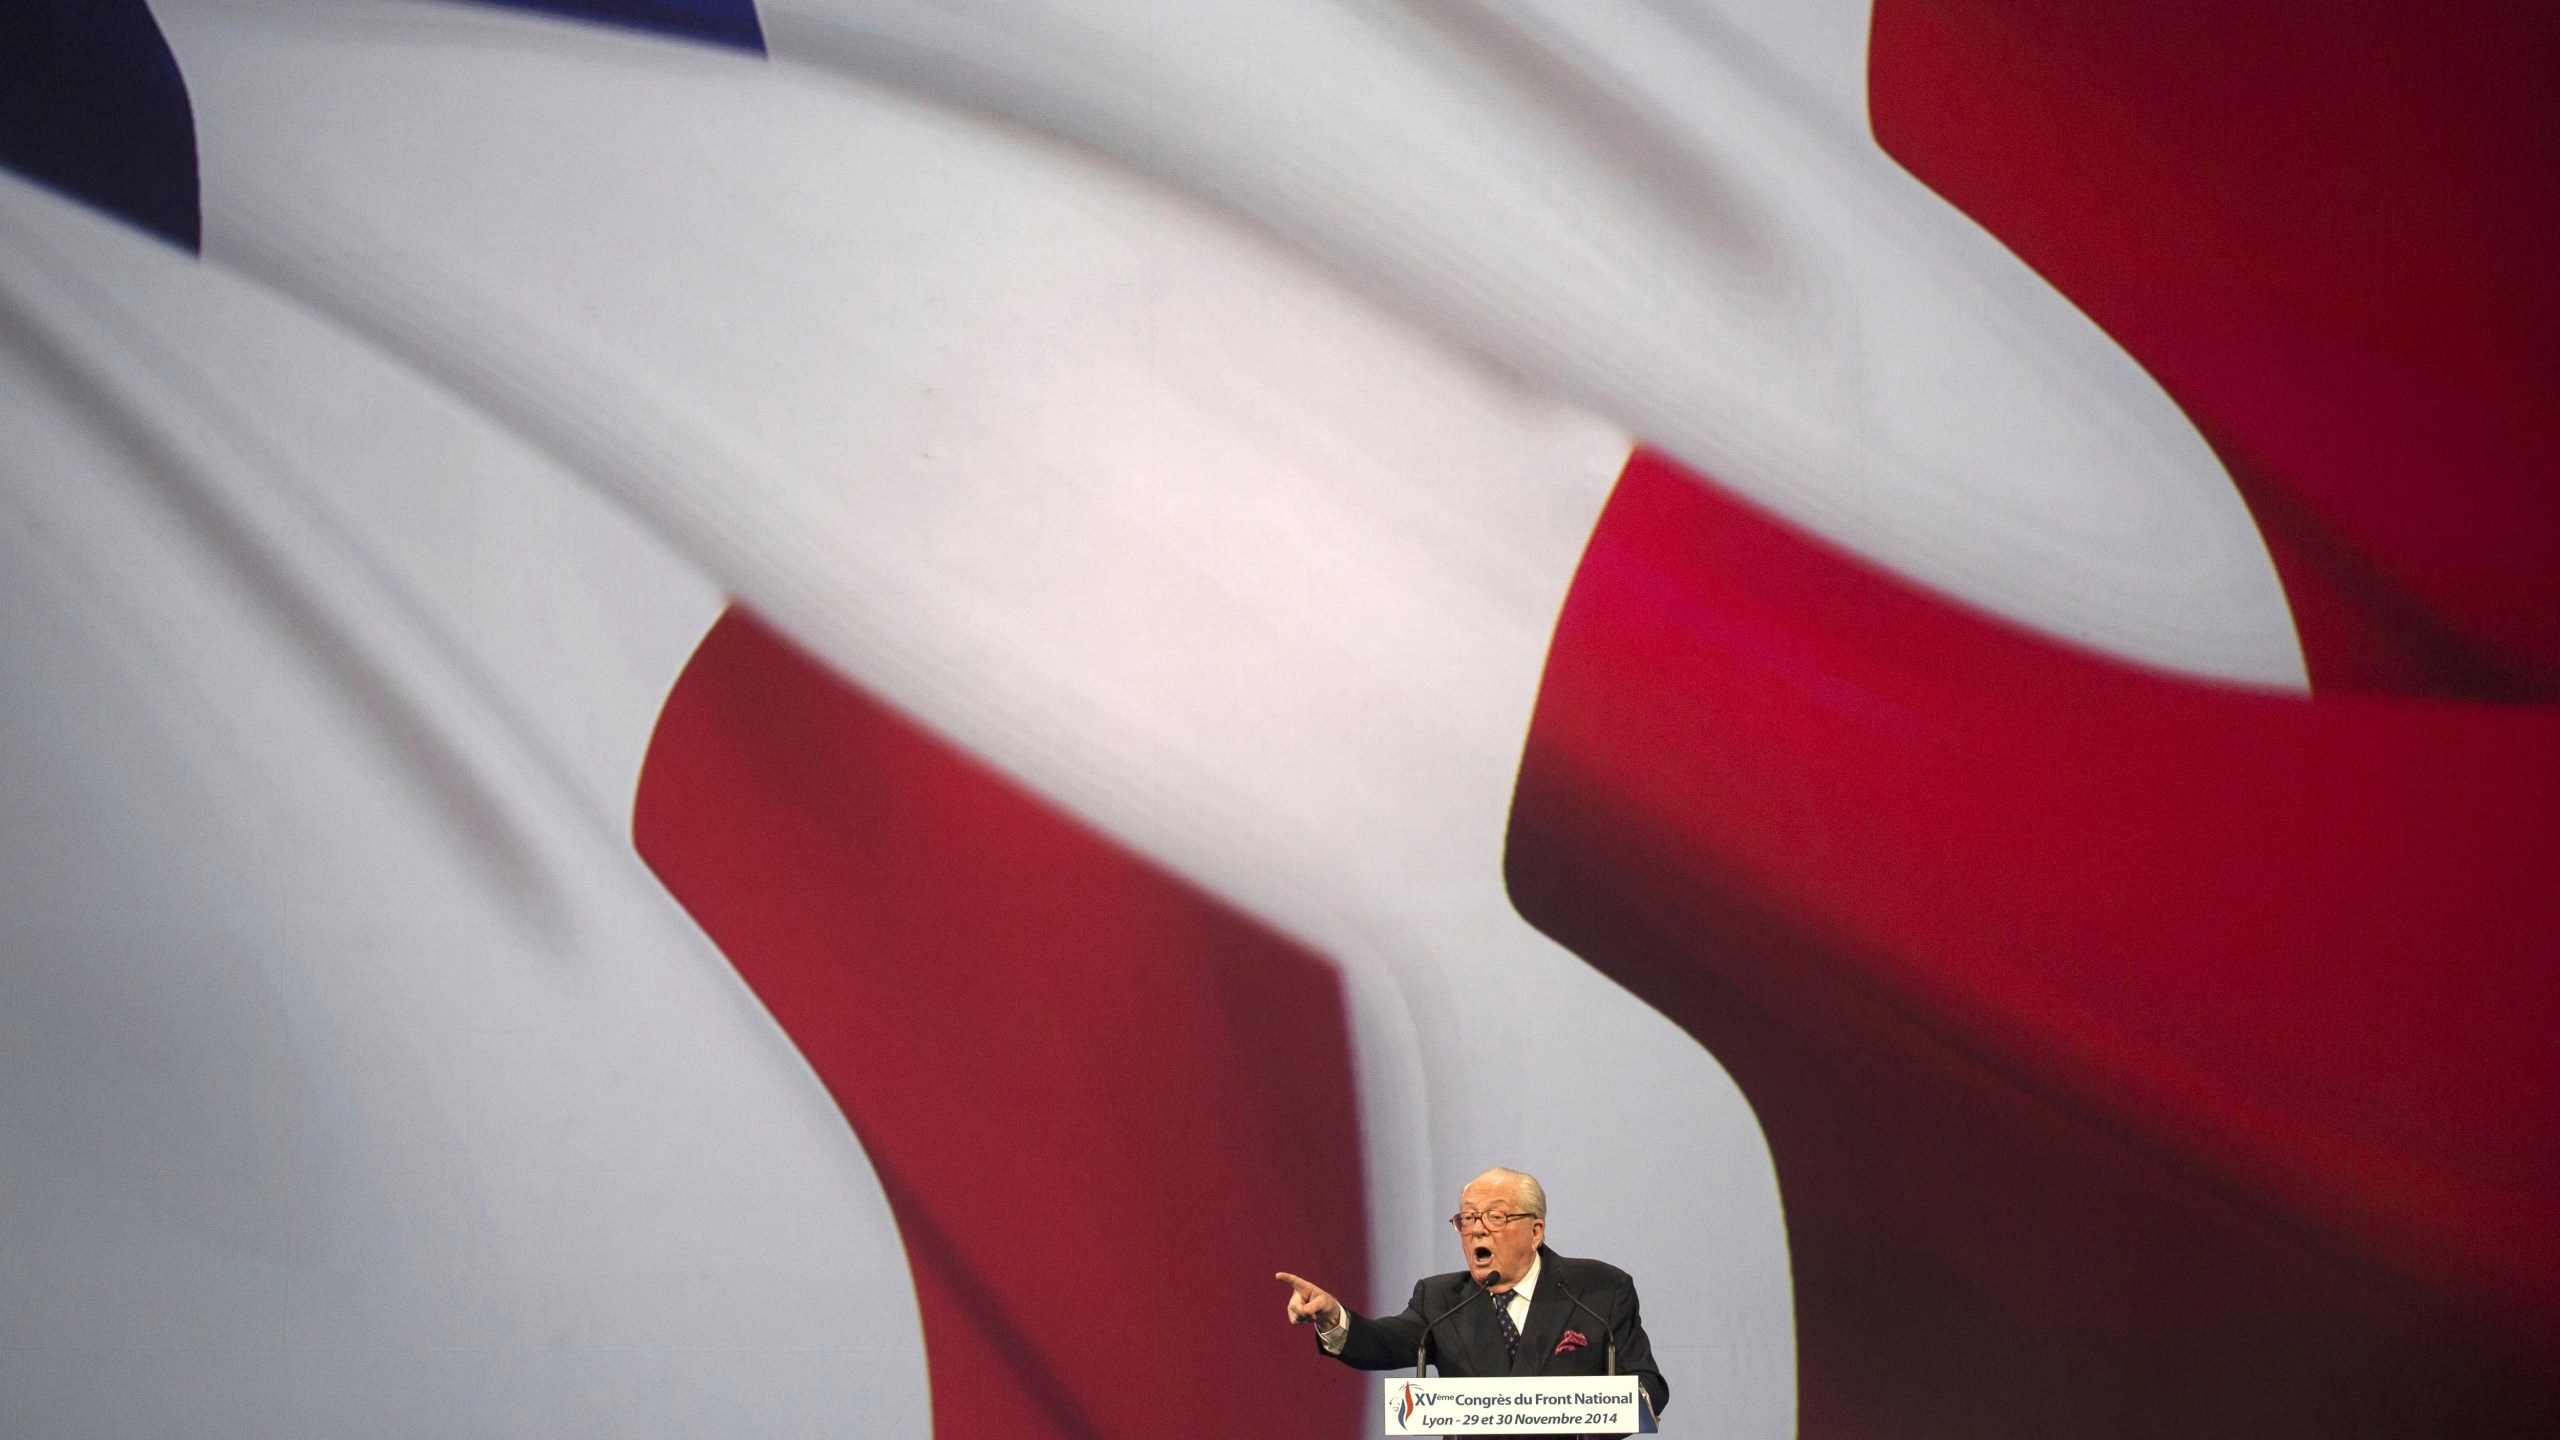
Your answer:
[1538,1249,1639,1295]
[1412,1268,1479,1299]
[1402,1268,1499,1315]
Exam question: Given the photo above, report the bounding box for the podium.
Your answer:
[1381,1376,1655,1434]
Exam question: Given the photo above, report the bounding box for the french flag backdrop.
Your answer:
[1,2,2551,1437]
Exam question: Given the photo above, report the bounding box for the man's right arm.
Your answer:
[1279,1272,1431,1372]
[1327,1283,1433,1372]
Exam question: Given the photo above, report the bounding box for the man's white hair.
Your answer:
[1472,1167,1548,1219]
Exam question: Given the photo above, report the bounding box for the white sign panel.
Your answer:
[1382,1376,1653,1433]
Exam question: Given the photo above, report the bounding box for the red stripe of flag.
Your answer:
[1509,448,2560,1437]
[636,608,1369,1440]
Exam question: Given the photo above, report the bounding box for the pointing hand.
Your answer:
[1274,1272,1343,1331]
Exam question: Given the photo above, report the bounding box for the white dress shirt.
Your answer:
[1321,1251,1541,1357]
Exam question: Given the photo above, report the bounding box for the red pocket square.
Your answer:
[1555,1329,1589,1355]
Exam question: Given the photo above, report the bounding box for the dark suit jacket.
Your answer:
[1322,1245,1668,1419]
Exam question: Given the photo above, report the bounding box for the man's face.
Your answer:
[1455,1175,1544,1290]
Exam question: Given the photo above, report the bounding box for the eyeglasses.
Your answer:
[1449,1210,1537,1232]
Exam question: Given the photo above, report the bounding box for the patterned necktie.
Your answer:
[1491,1286,1521,1364]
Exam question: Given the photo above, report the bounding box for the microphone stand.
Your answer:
[1414,1274,1496,1378]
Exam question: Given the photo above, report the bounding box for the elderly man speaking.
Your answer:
[1276,1167,1668,1420]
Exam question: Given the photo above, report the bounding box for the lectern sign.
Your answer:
[1383,1376,1654,1433]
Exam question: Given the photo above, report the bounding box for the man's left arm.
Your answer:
[1602,1272,1669,1419]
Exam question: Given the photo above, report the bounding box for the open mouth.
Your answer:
[1473,1245,1493,1265]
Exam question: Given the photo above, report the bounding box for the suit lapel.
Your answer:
[1454,1287,1510,1379]
[1514,1251,1570,1374]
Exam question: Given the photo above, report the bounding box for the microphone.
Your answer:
[1414,1272,1498,1377]
[1556,1283,1619,1377]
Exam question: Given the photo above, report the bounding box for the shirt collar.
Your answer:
[1504,1251,1543,1307]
